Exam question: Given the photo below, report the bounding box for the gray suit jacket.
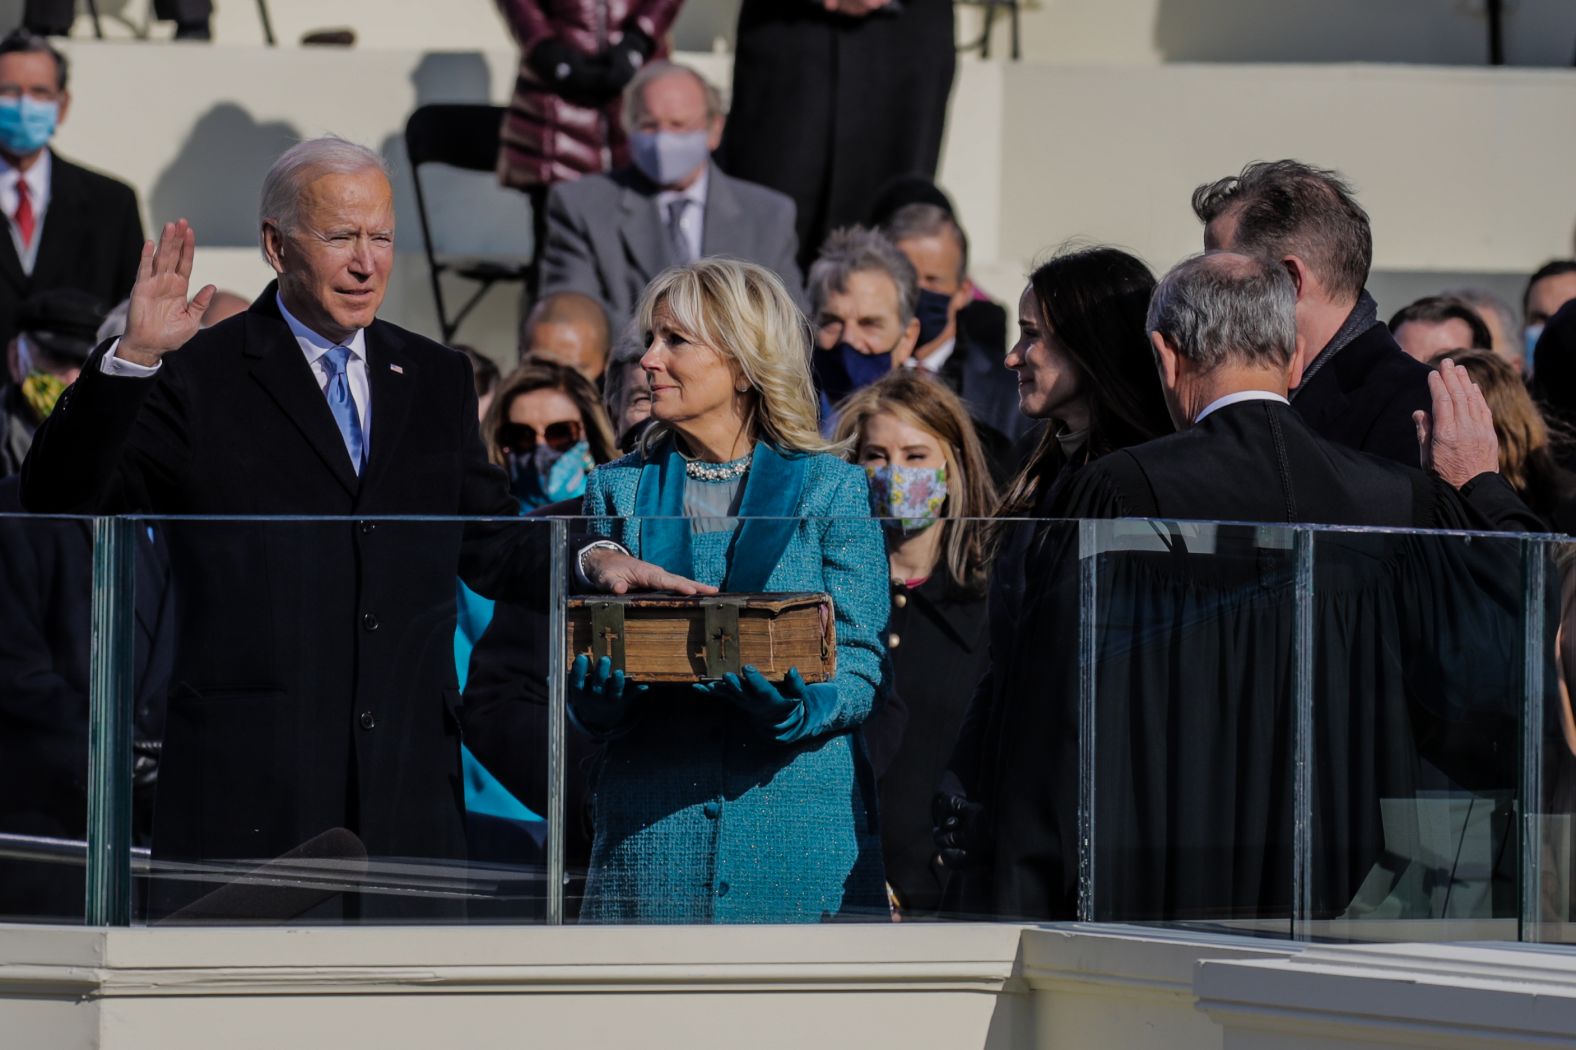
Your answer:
[538,162,806,325]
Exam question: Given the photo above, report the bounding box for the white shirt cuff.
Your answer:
[98,338,161,378]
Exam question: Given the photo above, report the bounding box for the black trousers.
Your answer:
[24,0,212,34]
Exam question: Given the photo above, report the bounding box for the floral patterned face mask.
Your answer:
[865,463,948,534]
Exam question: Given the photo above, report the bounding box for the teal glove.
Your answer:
[700,665,839,743]
[568,654,646,737]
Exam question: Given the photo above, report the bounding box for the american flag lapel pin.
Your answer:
[390,363,404,374]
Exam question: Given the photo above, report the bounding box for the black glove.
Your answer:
[600,25,655,93]
[528,37,612,98]
[932,787,990,870]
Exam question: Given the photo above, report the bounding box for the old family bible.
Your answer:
[566,593,837,684]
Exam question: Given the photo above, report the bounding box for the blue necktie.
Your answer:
[322,346,366,474]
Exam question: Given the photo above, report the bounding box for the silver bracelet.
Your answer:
[575,539,629,590]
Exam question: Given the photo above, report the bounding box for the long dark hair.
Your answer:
[998,246,1173,517]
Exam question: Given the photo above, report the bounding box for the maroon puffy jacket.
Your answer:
[496,0,685,189]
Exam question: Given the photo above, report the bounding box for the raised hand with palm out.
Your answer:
[118,219,216,368]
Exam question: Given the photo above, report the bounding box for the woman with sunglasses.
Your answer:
[481,361,617,509]
[457,362,618,850]
[571,258,890,924]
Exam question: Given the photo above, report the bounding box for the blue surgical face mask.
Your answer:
[0,97,59,156]
[913,288,954,347]
[1526,323,1545,369]
[508,439,595,509]
[629,129,711,187]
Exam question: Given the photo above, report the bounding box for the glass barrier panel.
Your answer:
[1081,518,1302,938]
[1301,527,1536,943]
[0,512,106,924]
[46,507,1571,940]
[124,515,559,926]
[1533,537,1576,945]
[560,514,897,925]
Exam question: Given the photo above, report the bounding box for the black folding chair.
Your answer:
[82,0,276,44]
[405,103,535,344]
[958,0,1020,61]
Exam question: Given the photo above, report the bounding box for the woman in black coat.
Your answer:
[933,246,1174,921]
[834,369,998,918]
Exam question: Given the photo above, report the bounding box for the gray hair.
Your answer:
[1147,252,1298,370]
[257,137,388,256]
[621,61,725,132]
[1191,159,1372,304]
[881,203,968,283]
[601,320,646,422]
[808,226,918,325]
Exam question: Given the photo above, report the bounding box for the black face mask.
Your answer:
[914,288,953,346]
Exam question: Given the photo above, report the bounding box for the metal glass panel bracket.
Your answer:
[546,518,568,926]
[86,516,136,926]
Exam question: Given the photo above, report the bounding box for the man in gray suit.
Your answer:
[537,61,805,327]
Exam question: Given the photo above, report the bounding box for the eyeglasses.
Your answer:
[496,419,583,453]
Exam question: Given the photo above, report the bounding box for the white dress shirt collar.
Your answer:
[0,149,52,273]
[906,336,956,374]
[277,292,373,451]
[1193,388,1290,425]
[0,148,53,212]
[655,164,709,210]
[656,166,709,261]
[276,292,367,362]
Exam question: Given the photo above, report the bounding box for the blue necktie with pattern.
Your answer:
[321,346,366,474]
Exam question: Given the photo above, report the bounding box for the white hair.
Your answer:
[621,61,726,132]
[257,137,388,258]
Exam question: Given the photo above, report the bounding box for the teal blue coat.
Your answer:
[577,439,889,923]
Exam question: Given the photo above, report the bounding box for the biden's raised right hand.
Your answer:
[118,219,216,368]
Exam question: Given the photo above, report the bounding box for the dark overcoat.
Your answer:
[1291,319,1431,469]
[0,153,144,349]
[20,286,542,917]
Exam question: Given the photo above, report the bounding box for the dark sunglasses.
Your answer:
[496,419,583,453]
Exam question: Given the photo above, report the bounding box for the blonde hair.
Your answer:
[833,370,997,598]
[634,258,837,456]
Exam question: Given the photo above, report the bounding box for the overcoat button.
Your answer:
[359,711,376,730]
[362,613,379,631]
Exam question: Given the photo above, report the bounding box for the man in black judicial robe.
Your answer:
[19,143,694,921]
[937,252,1540,924]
